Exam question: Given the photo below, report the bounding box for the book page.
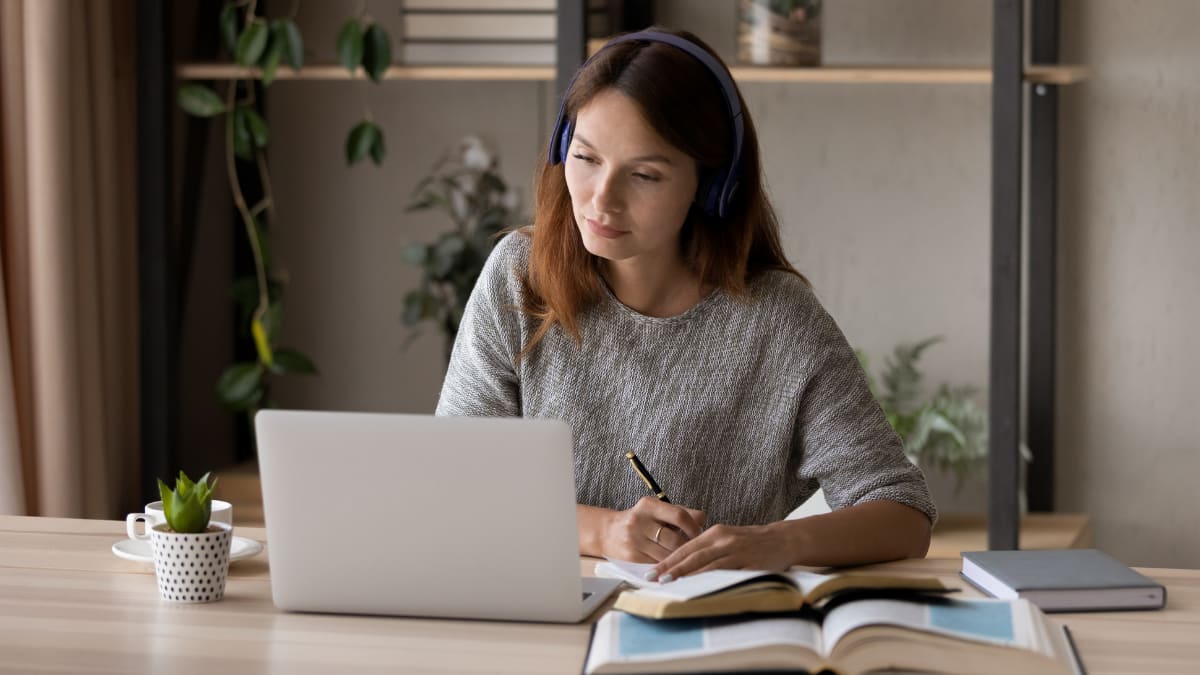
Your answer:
[822,598,1039,652]
[595,559,794,600]
[584,610,822,673]
[788,570,836,596]
[594,560,658,588]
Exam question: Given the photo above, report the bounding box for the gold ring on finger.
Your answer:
[653,525,663,544]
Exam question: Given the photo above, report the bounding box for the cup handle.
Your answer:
[126,513,153,541]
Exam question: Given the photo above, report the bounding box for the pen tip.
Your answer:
[625,451,635,459]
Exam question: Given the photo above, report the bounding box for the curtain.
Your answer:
[0,0,139,517]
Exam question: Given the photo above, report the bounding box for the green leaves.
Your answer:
[157,471,218,534]
[219,2,240,53]
[336,20,364,73]
[271,349,318,375]
[403,289,439,326]
[232,107,253,161]
[243,107,270,148]
[177,84,225,117]
[217,362,265,409]
[278,19,304,70]
[346,120,385,166]
[362,24,392,82]
[859,337,990,493]
[187,3,321,426]
[236,19,270,66]
[338,18,392,81]
[401,137,523,354]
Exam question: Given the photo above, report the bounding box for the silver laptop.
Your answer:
[254,410,622,623]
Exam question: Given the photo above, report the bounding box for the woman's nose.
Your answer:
[592,171,624,214]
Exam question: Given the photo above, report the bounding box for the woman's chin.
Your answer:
[579,233,626,261]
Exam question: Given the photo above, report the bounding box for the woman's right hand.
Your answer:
[595,497,707,563]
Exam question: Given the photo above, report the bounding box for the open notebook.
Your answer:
[595,559,952,619]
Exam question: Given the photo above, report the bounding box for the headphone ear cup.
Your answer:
[698,168,726,218]
[557,119,574,165]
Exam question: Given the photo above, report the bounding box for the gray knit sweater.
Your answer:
[435,232,937,527]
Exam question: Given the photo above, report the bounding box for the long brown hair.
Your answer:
[514,28,805,360]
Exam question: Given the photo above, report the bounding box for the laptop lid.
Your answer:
[255,410,614,622]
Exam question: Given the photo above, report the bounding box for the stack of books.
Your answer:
[400,0,611,66]
[583,560,1086,674]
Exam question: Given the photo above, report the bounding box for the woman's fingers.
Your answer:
[635,497,705,539]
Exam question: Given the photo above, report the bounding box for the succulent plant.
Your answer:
[157,471,219,534]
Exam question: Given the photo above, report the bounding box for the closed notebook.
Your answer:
[961,548,1166,612]
[595,560,952,620]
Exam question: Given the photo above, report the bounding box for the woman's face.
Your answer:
[564,89,699,268]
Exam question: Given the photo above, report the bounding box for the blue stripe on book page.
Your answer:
[929,601,1015,642]
[617,614,706,656]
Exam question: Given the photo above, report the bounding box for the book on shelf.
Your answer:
[399,1,610,51]
[399,42,555,66]
[594,560,953,620]
[961,548,1167,612]
[582,597,1085,675]
[402,0,607,10]
[402,12,557,41]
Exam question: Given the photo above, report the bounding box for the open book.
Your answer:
[583,597,1084,675]
[595,560,952,619]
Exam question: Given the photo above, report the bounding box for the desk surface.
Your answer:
[2,515,1197,674]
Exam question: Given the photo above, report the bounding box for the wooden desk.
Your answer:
[2,515,1196,674]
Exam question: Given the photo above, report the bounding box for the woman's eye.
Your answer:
[633,173,660,182]
[571,153,596,164]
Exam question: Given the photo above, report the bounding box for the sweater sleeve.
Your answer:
[791,290,938,525]
[434,232,526,418]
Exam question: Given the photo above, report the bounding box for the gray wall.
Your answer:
[1056,0,1200,568]
[240,1,1200,567]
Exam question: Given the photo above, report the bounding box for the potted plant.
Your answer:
[857,336,1032,499]
[401,135,525,360]
[132,471,233,603]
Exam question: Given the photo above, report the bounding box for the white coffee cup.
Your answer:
[126,499,233,539]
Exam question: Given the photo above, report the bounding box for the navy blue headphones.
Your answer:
[547,30,746,220]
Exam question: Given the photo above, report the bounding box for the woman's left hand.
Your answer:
[647,522,798,582]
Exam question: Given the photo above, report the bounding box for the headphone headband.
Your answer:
[547,30,745,219]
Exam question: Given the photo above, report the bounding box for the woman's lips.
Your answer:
[586,217,627,239]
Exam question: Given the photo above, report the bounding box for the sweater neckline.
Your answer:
[598,275,725,326]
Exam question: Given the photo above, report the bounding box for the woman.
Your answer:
[436,28,935,582]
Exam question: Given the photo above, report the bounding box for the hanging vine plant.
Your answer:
[176,0,392,425]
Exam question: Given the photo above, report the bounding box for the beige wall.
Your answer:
[1056,0,1200,568]
[254,1,1199,566]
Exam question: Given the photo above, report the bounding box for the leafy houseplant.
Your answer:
[401,136,524,358]
[856,337,991,492]
[157,471,220,533]
[176,2,394,430]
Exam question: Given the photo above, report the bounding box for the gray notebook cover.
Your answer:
[961,548,1166,611]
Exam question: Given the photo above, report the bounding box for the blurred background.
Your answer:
[0,0,1196,568]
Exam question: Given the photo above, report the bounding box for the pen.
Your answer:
[625,451,671,503]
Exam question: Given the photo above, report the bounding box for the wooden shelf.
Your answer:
[175,63,555,82]
[175,62,1088,86]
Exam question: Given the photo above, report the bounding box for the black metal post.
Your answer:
[136,0,178,502]
[555,0,586,97]
[1026,0,1060,513]
[989,0,1024,550]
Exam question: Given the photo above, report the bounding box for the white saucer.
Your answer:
[112,535,263,564]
